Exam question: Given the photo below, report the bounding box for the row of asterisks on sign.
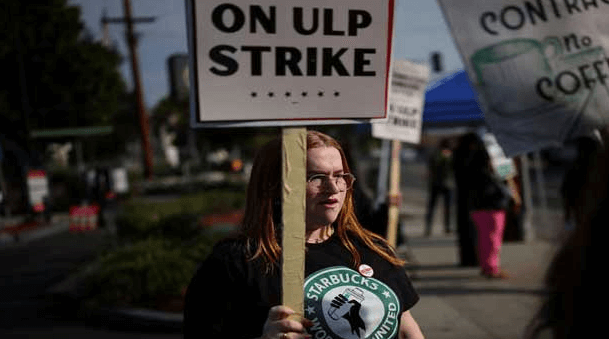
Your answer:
[250,90,341,97]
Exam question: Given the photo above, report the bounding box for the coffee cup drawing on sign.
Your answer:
[471,37,565,118]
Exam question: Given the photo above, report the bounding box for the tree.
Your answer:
[0,0,129,155]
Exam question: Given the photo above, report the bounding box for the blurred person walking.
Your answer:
[467,134,520,279]
[424,139,453,237]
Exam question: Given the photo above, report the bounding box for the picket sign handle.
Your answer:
[386,139,401,248]
[281,127,307,316]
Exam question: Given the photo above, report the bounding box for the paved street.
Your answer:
[0,225,104,326]
[0,225,184,338]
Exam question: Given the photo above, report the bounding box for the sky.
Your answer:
[68,0,464,110]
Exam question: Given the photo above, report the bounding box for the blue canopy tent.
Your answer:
[422,70,485,128]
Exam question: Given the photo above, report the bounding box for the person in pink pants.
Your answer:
[470,210,507,277]
[465,134,520,279]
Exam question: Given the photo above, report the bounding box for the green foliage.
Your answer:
[115,189,245,242]
[85,238,197,308]
[115,205,161,242]
[116,211,202,243]
[0,0,130,159]
[85,228,228,309]
[87,214,233,309]
[120,189,245,219]
[85,189,245,309]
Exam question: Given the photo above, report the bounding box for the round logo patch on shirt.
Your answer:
[304,267,401,339]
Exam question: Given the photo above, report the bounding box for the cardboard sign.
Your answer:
[26,170,49,212]
[372,59,430,144]
[437,0,609,155]
[187,0,395,126]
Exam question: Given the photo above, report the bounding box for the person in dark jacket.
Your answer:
[453,133,480,267]
[424,138,453,236]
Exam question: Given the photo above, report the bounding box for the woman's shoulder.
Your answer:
[355,231,393,253]
[193,236,254,282]
[208,235,250,260]
[193,236,248,272]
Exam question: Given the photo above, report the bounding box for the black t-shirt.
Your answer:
[183,233,419,339]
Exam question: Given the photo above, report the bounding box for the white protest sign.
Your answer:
[187,0,395,126]
[111,167,129,194]
[27,170,49,212]
[437,0,609,155]
[482,133,517,179]
[372,59,430,144]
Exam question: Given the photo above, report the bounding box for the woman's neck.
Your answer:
[306,225,334,244]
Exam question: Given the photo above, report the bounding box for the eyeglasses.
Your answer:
[306,173,356,191]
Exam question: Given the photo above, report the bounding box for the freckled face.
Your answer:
[306,146,346,232]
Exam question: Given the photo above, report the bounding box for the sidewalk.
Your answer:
[0,213,71,247]
[398,199,558,339]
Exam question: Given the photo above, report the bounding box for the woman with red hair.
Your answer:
[184,130,423,339]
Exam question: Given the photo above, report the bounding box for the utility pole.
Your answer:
[103,0,155,179]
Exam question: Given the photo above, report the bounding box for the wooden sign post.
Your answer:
[281,127,307,315]
[371,60,429,248]
[385,139,401,248]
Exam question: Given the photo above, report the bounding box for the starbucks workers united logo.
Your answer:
[304,267,401,339]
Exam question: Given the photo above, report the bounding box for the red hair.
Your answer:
[241,130,404,272]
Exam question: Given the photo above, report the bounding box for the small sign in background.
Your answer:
[372,59,430,144]
[27,170,49,213]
